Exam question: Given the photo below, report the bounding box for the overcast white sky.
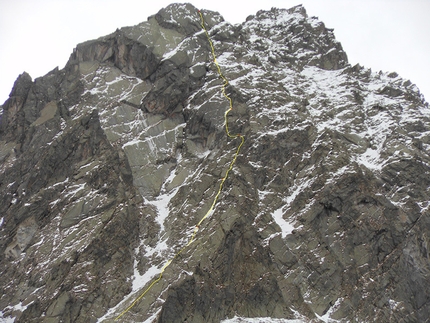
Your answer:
[1,0,429,104]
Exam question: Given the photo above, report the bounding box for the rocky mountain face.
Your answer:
[1,3,429,322]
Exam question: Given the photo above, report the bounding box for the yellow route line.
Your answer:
[114,10,245,321]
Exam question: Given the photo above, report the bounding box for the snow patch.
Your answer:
[315,297,343,323]
[389,299,403,310]
[196,149,211,159]
[272,206,295,238]
[0,314,14,323]
[63,183,86,199]
[355,147,382,171]
[97,261,163,322]
[0,301,33,323]
[145,187,178,233]
[258,189,272,201]
[141,309,162,323]
[132,263,160,292]
[417,201,430,213]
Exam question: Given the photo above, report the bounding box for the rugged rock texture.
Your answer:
[1,3,429,323]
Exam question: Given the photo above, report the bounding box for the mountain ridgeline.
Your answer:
[0,3,429,323]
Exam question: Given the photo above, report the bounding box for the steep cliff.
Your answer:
[1,3,429,323]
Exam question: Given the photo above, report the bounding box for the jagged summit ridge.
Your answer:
[243,5,348,70]
[0,3,429,323]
